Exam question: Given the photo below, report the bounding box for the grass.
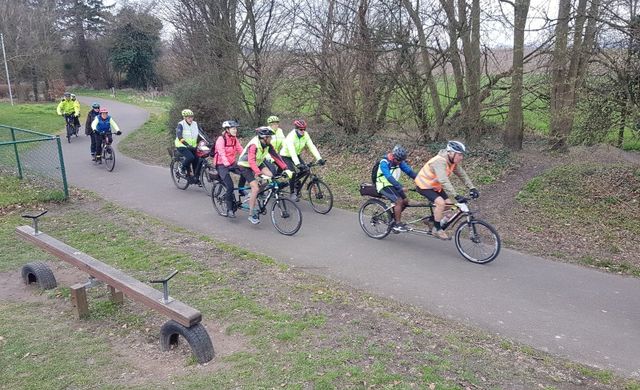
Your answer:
[118,112,173,166]
[0,102,61,134]
[71,87,172,111]
[0,176,65,208]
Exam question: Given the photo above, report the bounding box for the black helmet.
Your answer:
[392,145,408,161]
[256,126,275,138]
[91,102,100,109]
[446,140,467,154]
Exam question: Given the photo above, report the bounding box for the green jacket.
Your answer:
[57,99,78,116]
[280,130,322,165]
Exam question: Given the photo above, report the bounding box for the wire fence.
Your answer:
[0,124,69,200]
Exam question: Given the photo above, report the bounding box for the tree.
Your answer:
[110,6,162,89]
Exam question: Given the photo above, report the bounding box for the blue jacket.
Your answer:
[379,158,416,191]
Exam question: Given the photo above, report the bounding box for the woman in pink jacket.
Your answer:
[214,120,243,217]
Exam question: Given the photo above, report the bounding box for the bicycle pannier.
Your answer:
[359,183,381,197]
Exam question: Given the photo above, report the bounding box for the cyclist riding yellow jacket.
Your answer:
[57,98,78,116]
[280,129,322,166]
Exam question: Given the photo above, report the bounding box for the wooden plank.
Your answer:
[70,283,89,319]
[108,285,124,304]
[16,226,202,327]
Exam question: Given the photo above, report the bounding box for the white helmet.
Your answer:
[222,120,239,128]
[446,140,467,154]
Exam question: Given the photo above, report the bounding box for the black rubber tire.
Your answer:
[211,182,229,216]
[170,159,190,190]
[307,179,333,214]
[21,262,57,290]
[454,219,501,264]
[200,165,215,197]
[159,320,214,364]
[104,146,116,172]
[270,198,302,236]
[358,198,392,239]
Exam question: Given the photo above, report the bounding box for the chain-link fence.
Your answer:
[0,124,69,199]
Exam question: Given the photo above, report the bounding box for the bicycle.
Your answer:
[211,174,303,236]
[358,187,501,264]
[288,161,333,214]
[168,145,216,196]
[64,114,79,143]
[94,131,120,172]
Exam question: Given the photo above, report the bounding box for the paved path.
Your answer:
[67,97,640,378]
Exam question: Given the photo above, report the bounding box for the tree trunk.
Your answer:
[31,65,38,102]
[549,0,572,151]
[504,0,531,150]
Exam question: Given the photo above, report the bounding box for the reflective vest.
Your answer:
[95,115,112,133]
[376,158,401,191]
[175,120,200,148]
[237,137,270,168]
[415,155,456,191]
[271,127,285,153]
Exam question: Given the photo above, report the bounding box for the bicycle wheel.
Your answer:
[211,182,229,216]
[271,198,302,236]
[358,198,392,239]
[103,146,116,172]
[307,179,333,214]
[170,159,189,190]
[454,219,501,264]
[66,121,73,143]
[200,165,215,196]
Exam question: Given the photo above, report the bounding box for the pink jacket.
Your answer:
[214,132,243,166]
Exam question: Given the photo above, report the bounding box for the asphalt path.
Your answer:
[66,97,639,378]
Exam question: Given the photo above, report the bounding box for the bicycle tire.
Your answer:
[271,198,302,236]
[170,159,189,190]
[211,182,229,216]
[358,198,392,239]
[103,145,116,172]
[454,219,501,264]
[307,179,333,214]
[200,165,215,197]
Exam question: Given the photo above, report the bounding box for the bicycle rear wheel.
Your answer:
[211,182,229,216]
[454,219,501,264]
[307,179,333,214]
[170,159,189,190]
[200,165,215,196]
[271,198,302,236]
[103,146,116,172]
[358,198,392,239]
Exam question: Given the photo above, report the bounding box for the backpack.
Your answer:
[371,157,387,184]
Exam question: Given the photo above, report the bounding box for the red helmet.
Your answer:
[293,119,307,130]
[99,108,108,113]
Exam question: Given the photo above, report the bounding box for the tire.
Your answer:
[307,179,333,214]
[454,219,501,264]
[211,182,229,216]
[170,159,190,190]
[103,146,116,172]
[271,198,302,236]
[21,262,57,290]
[200,165,215,197]
[159,320,214,364]
[358,198,392,239]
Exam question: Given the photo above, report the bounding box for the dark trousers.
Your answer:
[177,147,197,175]
[217,165,241,210]
[92,132,112,156]
[281,156,305,193]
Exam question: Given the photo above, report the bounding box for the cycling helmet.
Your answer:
[181,109,194,117]
[99,108,108,113]
[446,140,467,154]
[293,119,307,130]
[70,93,76,99]
[63,92,71,97]
[92,102,100,109]
[391,145,408,161]
[222,120,239,128]
[267,115,280,124]
[256,126,275,138]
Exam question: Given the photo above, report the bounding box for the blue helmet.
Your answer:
[392,145,408,161]
[92,102,100,109]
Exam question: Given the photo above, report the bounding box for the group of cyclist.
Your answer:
[175,108,477,237]
[56,92,122,161]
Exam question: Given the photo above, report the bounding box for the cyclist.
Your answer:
[374,145,417,233]
[414,140,479,240]
[86,103,102,160]
[237,127,292,225]
[56,92,79,140]
[264,115,285,173]
[90,108,122,161]
[214,120,243,218]
[71,94,81,131]
[279,119,325,201]
[174,109,206,183]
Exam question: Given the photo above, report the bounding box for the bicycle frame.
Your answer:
[293,162,321,192]
[376,199,472,235]
[232,178,287,214]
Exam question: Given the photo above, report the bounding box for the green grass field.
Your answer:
[71,88,172,111]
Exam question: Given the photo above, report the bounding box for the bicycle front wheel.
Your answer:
[454,219,501,264]
[103,146,116,172]
[307,179,333,214]
[211,182,229,216]
[200,165,215,196]
[170,159,189,190]
[358,198,392,239]
[271,198,302,236]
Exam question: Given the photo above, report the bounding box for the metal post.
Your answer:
[55,136,69,199]
[10,127,23,179]
[1,33,13,106]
